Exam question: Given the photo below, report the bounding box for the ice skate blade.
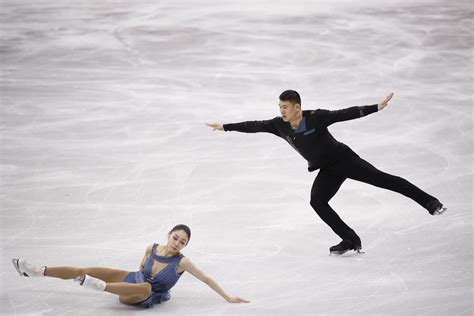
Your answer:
[330,250,349,256]
[12,258,29,277]
[433,207,447,215]
[330,249,365,256]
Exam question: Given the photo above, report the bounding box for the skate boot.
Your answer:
[74,275,106,291]
[330,240,356,255]
[426,199,447,215]
[347,231,362,252]
[12,258,45,277]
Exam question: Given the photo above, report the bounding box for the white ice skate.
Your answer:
[12,258,45,277]
[74,275,106,291]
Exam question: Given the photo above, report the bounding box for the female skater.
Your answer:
[12,224,249,309]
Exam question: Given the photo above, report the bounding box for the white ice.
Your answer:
[1,0,472,315]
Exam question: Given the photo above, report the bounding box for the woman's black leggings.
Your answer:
[310,155,436,243]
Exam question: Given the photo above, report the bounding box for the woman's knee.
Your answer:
[119,295,145,305]
[133,283,152,301]
[141,282,152,297]
[119,283,151,305]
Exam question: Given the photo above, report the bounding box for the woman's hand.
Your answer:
[180,257,250,304]
[226,296,250,303]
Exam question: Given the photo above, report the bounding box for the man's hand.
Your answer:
[377,92,394,111]
[206,123,224,131]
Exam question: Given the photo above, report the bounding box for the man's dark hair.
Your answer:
[279,90,301,105]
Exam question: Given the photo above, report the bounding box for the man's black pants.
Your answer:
[310,155,436,244]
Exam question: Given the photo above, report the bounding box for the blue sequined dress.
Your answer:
[123,243,184,308]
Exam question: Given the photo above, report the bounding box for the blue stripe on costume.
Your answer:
[293,117,307,133]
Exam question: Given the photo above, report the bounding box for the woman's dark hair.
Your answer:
[170,224,191,244]
[279,90,301,105]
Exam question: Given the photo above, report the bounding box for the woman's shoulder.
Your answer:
[179,256,190,265]
[144,243,156,255]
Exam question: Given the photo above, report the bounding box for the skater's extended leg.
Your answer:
[12,258,147,303]
[339,156,441,213]
[75,275,151,305]
[45,266,129,283]
[310,169,360,246]
[12,258,129,282]
[108,282,151,305]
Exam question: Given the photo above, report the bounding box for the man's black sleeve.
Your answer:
[314,104,379,127]
[223,118,280,136]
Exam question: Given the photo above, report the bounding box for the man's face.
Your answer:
[279,100,300,122]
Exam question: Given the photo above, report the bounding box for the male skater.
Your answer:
[206,90,446,255]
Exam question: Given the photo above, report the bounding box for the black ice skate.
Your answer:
[329,240,363,255]
[426,199,447,215]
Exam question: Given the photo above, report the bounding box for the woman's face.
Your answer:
[167,229,189,254]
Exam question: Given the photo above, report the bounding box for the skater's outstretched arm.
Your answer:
[206,119,280,136]
[316,92,394,127]
[179,257,250,303]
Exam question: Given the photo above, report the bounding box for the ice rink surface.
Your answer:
[1,0,472,315]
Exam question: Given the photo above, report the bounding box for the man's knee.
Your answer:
[310,196,326,210]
